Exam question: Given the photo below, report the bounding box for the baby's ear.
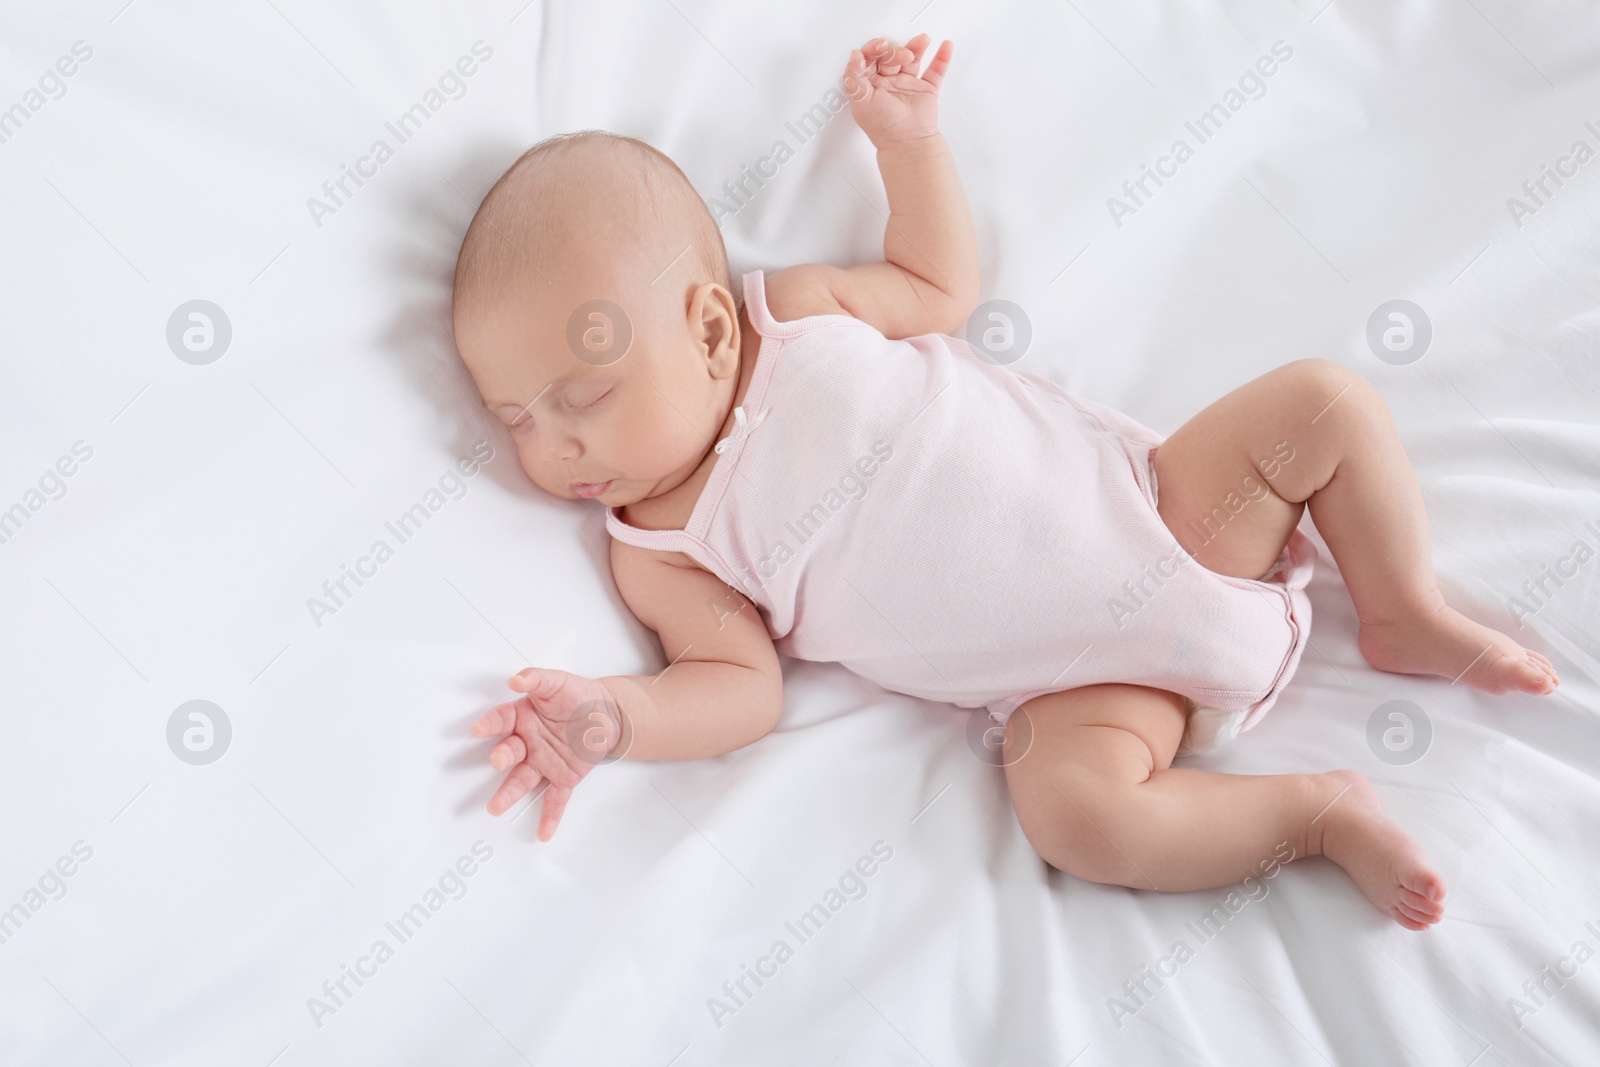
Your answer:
[689,281,741,371]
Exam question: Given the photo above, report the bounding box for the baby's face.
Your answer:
[454,261,736,507]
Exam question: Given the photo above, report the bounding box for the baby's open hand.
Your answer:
[845,33,953,147]
[472,666,625,841]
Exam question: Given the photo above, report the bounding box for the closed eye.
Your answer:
[571,391,609,411]
[497,404,535,431]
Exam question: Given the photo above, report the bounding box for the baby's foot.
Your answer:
[1313,770,1445,930]
[1358,594,1558,695]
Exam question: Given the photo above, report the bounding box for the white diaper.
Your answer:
[1177,698,1251,755]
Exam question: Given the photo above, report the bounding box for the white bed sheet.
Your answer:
[2,1,1599,1064]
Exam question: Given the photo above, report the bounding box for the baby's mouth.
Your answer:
[569,479,613,498]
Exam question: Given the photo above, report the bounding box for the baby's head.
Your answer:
[452,131,738,506]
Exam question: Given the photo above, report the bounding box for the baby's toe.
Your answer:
[1401,857,1452,902]
[1392,907,1432,931]
[1395,900,1440,928]
[1402,867,1446,904]
[1514,653,1558,693]
[1399,886,1444,919]
[1488,648,1555,694]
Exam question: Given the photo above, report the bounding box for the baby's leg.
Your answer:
[1003,684,1445,928]
[1151,358,1557,694]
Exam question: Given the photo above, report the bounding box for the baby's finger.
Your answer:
[905,33,931,69]
[490,734,526,771]
[919,40,953,89]
[471,701,518,738]
[537,783,572,843]
[508,666,563,698]
[845,49,872,102]
[487,761,543,816]
[867,37,904,75]
[846,48,870,84]
[508,668,572,716]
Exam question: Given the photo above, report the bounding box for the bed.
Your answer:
[3,0,1598,1063]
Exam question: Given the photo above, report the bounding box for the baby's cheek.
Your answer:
[513,440,545,486]
[638,415,700,476]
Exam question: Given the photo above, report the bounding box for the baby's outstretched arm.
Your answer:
[598,537,784,763]
[766,34,979,339]
[472,538,783,840]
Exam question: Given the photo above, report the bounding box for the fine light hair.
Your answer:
[452,130,731,317]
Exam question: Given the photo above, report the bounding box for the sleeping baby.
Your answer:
[450,35,1559,930]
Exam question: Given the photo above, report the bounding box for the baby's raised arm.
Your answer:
[766,35,979,339]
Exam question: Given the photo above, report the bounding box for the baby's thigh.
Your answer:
[1002,686,1186,858]
[1152,358,1354,580]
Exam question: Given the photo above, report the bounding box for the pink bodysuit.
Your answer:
[605,270,1316,750]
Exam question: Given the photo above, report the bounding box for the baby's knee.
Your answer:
[1014,771,1144,885]
[1283,358,1381,420]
